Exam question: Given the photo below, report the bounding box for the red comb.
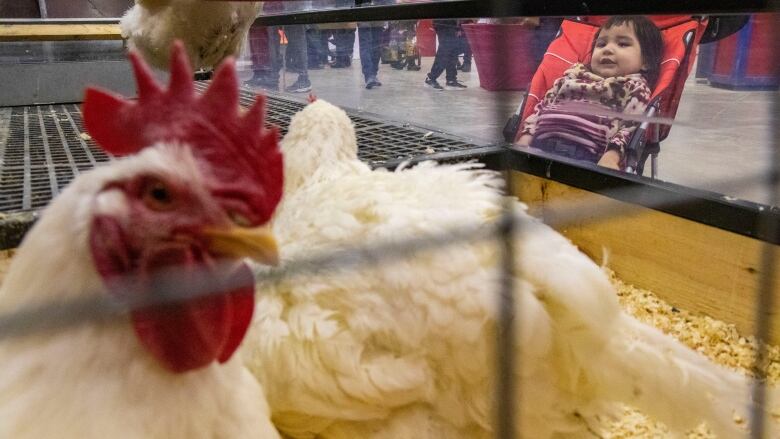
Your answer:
[82,41,283,225]
[307,93,317,103]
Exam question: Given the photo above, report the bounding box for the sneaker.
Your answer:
[406,64,421,71]
[445,80,467,90]
[460,64,471,73]
[285,76,312,93]
[424,76,443,90]
[365,76,382,89]
[244,77,278,91]
[330,57,352,68]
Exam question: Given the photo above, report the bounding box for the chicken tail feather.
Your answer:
[591,313,755,437]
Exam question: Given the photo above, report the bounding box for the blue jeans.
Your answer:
[428,26,460,82]
[267,25,308,82]
[333,28,356,60]
[532,137,601,163]
[358,25,383,81]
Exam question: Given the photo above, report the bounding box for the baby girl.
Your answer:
[516,16,663,170]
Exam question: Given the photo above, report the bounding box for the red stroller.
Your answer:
[503,16,710,177]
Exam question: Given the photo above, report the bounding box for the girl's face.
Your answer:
[590,22,646,78]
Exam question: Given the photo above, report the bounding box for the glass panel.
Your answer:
[236,13,778,205]
[258,0,466,16]
[0,40,125,64]
[0,9,776,207]
[43,0,132,19]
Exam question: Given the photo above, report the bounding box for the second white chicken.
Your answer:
[243,100,766,438]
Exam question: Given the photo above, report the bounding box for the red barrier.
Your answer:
[462,23,536,91]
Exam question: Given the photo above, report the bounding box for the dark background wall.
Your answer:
[0,0,133,18]
[0,1,41,18]
[45,0,133,18]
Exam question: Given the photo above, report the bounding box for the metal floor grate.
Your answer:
[0,104,112,213]
[0,86,486,214]
[224,84,485,167]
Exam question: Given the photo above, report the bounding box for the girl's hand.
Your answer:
[597,150,621,170]
[515,134,533,147]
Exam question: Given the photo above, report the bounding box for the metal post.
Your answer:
[36,0,53,64]
[489,1,518,438]
[749,6,780,437]
[37,0,48,18]
[496,204,517,439]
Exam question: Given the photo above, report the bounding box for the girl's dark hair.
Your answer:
[592,16,664,87]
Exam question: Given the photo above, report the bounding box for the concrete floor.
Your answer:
[238,57,779,206]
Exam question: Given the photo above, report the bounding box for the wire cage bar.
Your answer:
[0,1,778,437]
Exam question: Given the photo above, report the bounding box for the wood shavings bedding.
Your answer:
[602,269,780,438]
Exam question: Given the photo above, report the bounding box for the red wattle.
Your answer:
[90,215,255,374]
[131,262,255,373]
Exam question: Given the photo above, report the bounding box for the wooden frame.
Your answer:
[0,24,122,41]
[511,171,780,343]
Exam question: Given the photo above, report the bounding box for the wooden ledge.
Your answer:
[511,171,780,344]
[0,24,123,42]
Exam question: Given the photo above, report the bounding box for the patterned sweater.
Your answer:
[519,63,652,165]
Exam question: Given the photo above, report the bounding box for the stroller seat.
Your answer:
[504,16,709,177]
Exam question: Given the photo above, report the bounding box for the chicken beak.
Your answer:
[202,225,279,266]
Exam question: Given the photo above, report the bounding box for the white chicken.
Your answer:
[120,0,260,70]
[243,99,770,438]
[0,43,282,439]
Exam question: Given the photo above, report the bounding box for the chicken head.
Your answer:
[80,41,283,373]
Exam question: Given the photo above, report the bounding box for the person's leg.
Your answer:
[533,138,600,164]
[358,24,374,81]
[360,25,383,88]
[306,27,324,68]
[460,34,472,71]
[265,26,282,86]
[246,24,270,83]
[437,28,459,82]
[320,30,332,65]
[426,28,450,81]
[344,28,355,65]
[331,29,345,66]
[332,28,354,67]
[284,24,308,76]
[369,26,383,78]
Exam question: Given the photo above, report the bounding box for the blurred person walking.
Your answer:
[425,19,468,90]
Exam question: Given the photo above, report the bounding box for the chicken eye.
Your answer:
[142,178,175,210]
[229,211,252,227]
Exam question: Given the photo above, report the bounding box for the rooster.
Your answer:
[0,43,282,439]
[243,99,771,438]
[120,0,261,70]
